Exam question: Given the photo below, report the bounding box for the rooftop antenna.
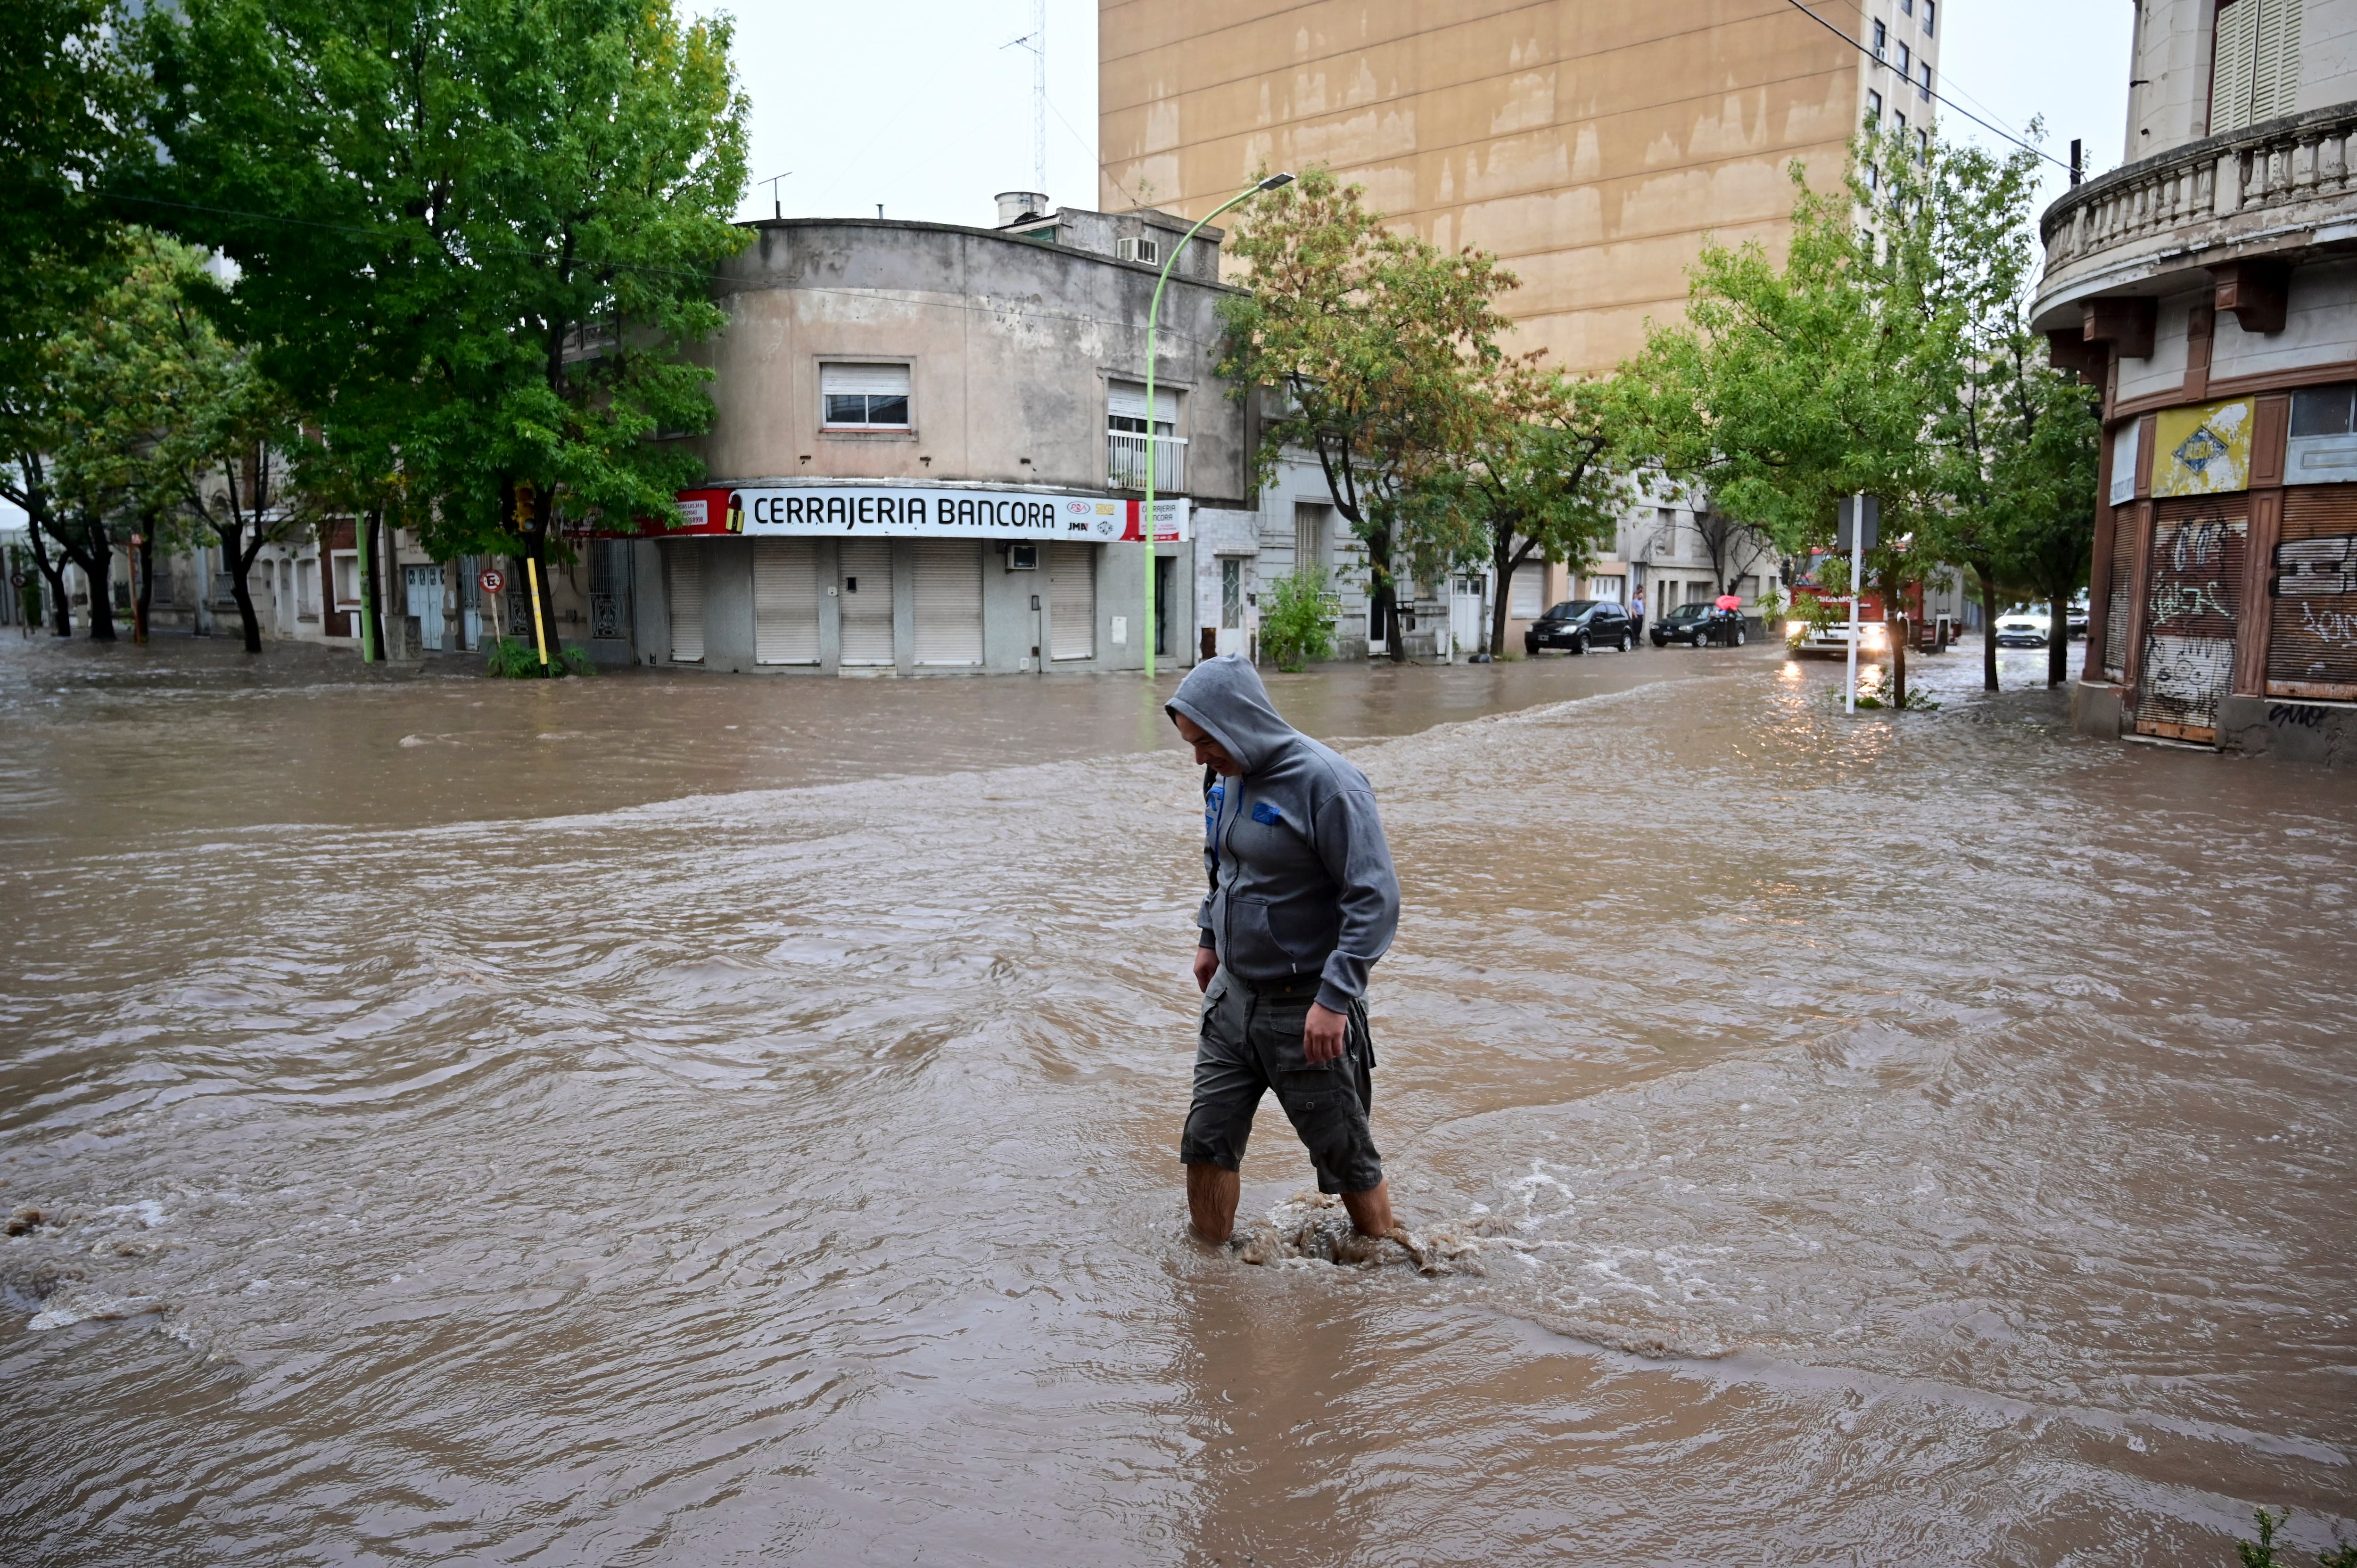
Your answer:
[1002,0,1047,193]
[761,171,793,219]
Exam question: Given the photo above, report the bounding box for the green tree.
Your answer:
[1887,127,2100,691]
[1623,124,2096,703]
[133,0,750,657]
[1219,167,1514,659]
[1443,360,1631,657]
[1259,566,1338,672]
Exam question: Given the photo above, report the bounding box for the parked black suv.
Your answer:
[1525,599,1633,655]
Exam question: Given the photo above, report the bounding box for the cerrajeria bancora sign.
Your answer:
[644,486,1189,544]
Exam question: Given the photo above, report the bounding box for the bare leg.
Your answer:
[1186,1164,1240,1243]
[1340,1179,1394,1239]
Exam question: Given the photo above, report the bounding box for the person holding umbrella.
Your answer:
[1709,591,1745,647]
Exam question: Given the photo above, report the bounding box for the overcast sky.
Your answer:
[696,0,2135,227]
[0,3,2139,536]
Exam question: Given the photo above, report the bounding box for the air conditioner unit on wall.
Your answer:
[1116,236,1161,266]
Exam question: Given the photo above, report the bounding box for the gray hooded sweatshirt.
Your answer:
[1167,656,1400,1014]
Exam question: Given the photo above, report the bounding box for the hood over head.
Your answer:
[1166,655,1297,774]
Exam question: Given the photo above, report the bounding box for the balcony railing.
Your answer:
[1107,430,1187,493]
[2038,104,2357,285]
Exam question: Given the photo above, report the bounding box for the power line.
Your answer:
[1779,0,2074,172]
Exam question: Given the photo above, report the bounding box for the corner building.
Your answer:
[2036,0,2357,764]
[627,201,1253,675]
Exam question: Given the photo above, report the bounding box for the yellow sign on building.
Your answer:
[2152,398,2256,496]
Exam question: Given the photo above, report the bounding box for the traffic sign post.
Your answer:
[479,568,506,643]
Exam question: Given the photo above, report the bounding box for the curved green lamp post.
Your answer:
[1142,171,1293,680]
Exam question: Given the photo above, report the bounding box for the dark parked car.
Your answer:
[1649,600,1745,647]
[1525,599,1633,655]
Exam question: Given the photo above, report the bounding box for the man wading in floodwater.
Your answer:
[1166,656,1401,1245]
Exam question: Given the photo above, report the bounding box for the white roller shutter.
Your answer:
[820,362,912,397]
[839,539,894,665]
[753,538,820,664]
[913,540,983,666]
[666,543,705,663]
[1049,542,1096,660]
[1106,381,1178,424]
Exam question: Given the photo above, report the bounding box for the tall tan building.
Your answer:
[1099,0,1941,378]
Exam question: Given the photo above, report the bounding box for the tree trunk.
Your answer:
[79,515,118,642]
[1974,563,1999,692]
[1891,609,1908,704]
[1490,538,1526,658]
[2047,586,2069,689]
[133,527,155,645]
[220,524,263,653]
[27,518,73,637]
[521,524,561,670]
[361,508,387,661]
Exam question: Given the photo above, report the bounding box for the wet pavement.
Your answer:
[2,633,2352,1565]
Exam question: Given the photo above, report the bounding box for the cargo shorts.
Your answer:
[1180,967,1384,1195]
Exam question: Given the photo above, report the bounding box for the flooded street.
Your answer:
[2,637,2352,1565]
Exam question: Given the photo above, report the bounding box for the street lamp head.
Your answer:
[1256,172,1296,191]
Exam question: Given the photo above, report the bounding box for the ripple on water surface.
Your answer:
[2,650,2352,1565]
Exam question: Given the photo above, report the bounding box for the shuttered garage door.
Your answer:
[839,539,894,665]
[2267,483,2357,698]
[665,542,705,663]
[753,538,820,664]
[913,540,983,666]
[2134,498,2246,742]
[1048,542,1096,660]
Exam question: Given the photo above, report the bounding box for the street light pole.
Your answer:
[1143,171,1294,681]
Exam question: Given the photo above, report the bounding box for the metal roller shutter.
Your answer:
[1048,542,1096,660]
[839,539,893,665]
[2266,483,2357,699]
[2134,498,2246,742]
[753,538,821,664]
[666,543,705,663]
[2102,508,2140,683]
[913,540,983,665]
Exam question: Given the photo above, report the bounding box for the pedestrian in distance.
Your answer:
[1628,587,1646,646]
[1165,655,1402,1247]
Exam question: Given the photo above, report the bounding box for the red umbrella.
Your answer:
[1714,594,1741,610]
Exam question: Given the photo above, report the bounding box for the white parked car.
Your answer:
[1994,608,2052,648]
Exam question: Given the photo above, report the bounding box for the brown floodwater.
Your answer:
[1,633,2351,1566]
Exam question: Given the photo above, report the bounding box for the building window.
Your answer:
[1898,0,1912,13]
[1872,18,1887,59]
[1864,161,1879,191]
[1918,128,1930,159]
[1922,0,1934,34]
[821,362,911,428]
[1866,89,1883,122]
[1106,380,1176,437]
[2212,0,2304,134]
[1919,62,1933,100]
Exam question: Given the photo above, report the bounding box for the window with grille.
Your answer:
[821,362,911,428]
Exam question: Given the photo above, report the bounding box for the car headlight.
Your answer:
[1862,624,1887,647]
[1784,621,1803,638]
